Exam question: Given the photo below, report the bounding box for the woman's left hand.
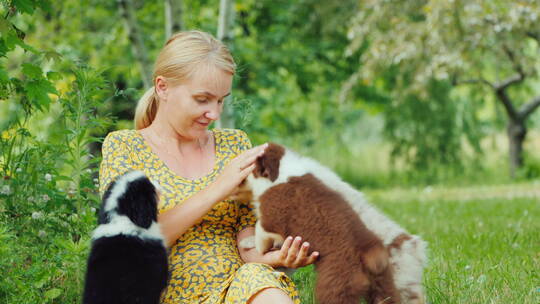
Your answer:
[264,236,319,268]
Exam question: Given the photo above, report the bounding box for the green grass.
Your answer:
[291,188,540,304]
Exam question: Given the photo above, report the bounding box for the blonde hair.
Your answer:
[134,30,236,130]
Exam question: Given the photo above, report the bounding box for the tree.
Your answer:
[165,0,184,39]
[215,0,235,129]
[345,0,540,177]
[117,0,153,88]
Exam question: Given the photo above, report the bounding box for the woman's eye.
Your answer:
[196,98,208,103]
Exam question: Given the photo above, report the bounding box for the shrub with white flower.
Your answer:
[32,212,44,220]
[45,173,52,182]
[1,185,12,195]
[41,194,50,202]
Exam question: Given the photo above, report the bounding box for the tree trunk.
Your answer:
[117,0,153,88]
[165,0,184,39]
[507,119,527,178]
[215,0,235,129]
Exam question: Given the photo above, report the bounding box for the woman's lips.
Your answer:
[196,121,210,127]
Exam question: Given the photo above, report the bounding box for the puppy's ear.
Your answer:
[254,143,284,182]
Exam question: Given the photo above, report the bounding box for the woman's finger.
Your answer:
[294,242,310,265]
[285,236,302,265]
[233,144,267,171]
[304,251,319,265]
[239,163,256,179]
[279,236,294,260]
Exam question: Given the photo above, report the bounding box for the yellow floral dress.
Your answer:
[98,128,300,304]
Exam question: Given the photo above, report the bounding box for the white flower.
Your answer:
[93,178,99,183]
[45,174,52,182]
[32,212,43,220]
[85,169,92,174]
[1,185,12,195]
[464,265,471,270]
[28,196,35,202]
[90,207,96,213]
[38,230,47,238]
[477,274,486,283]
[41,194,50,202]
[16,168,22,173]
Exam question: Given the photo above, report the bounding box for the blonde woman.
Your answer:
[98,30,318,304]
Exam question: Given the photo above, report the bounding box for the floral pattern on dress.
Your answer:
[98,128,299,304]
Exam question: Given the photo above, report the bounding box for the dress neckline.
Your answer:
[133,129,222,183]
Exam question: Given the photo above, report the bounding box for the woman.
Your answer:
[99,30,318,304]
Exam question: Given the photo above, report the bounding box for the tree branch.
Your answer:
[117,0,153,88]
[451,77,493,87]
[493,73,524,92]
[519,95,540,119]
[502,44,525,80]
[494,83,519,120]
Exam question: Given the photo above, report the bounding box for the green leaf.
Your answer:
[22,63,43,79]
[25,79,58,110]
[46,71,62,81]
[0,18,11,33]
[0,68,8,83]
[43,50,62,62]
[12,0,36,15]
[4,32,20,50]
[44,288,62,299]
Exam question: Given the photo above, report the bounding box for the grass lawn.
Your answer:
[291,186,540,304]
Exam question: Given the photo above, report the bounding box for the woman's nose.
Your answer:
[204,106,220,120]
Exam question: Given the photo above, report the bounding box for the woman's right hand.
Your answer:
[207,143,268,202]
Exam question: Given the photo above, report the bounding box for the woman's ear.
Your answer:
[155,76,168,102]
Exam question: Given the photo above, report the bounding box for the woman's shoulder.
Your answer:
[102,129,140,150]
[104,129,138,142]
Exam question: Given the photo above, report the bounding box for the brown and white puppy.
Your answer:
[239,143,427,304]
[240,143,401,304]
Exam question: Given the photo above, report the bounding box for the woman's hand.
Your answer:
[263,236,319,268]
[207,143,268,202]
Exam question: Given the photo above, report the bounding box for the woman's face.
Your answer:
[157,66,233,140]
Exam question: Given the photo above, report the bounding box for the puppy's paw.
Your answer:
[239,236,256,249]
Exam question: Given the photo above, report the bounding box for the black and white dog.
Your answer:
[83,171,168,304]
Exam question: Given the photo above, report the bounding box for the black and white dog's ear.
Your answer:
[118,177,159,229]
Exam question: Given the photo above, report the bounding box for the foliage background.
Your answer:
[0,0,539,303]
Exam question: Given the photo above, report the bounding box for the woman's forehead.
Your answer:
[188,65,232,97]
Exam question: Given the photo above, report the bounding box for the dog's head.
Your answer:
[231,143,286,203]
[253,142,285,182]
[99,171,161,229]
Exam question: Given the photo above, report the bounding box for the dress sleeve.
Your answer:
[98,131,137,197]
[234,130,258,233]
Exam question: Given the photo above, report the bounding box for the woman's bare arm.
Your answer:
[158,185,222,247]
[158,144,267,247]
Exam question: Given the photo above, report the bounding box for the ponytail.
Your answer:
[134,87,158,130]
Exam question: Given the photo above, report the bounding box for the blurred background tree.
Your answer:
[346,0,540,178]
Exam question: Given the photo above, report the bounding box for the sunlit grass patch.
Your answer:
[291,193,540,304]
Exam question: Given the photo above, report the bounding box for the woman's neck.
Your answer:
[146,123,209,155]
